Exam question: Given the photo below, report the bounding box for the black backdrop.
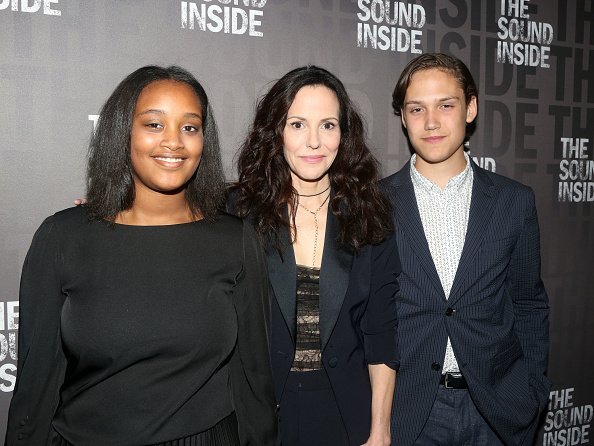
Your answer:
[1,1,592,443]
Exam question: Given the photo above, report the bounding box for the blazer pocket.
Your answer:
[491,338,524,380]
[480,235,517,249]
[482,233,516,243]
[479,236,518,265]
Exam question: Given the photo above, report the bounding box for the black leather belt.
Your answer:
[440,372,468,389]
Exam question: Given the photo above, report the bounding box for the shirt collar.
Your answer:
[410,152,472,193]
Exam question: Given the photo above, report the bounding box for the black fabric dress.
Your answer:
[5,206,277,446]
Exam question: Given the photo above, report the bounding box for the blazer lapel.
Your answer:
[319,208,353,351]
[265,228,297,341]
[390,166,445,300]
[448,162,497,305]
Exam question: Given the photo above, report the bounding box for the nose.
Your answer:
[424,109,440,131]
[306,129,320,149]
[161,126,184,151]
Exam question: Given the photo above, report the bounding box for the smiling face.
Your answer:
[283,85,341,188]
[130,80,204,196]
[401,68,477,178]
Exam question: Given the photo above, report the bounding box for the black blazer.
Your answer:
[266,208,400,445]
[382,161,550,446]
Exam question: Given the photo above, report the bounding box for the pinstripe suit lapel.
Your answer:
[319,208,353,351]
[448,162,497,305]
[390,166,445,300]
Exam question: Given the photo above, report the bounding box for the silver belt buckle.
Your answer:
[444,372,462,389]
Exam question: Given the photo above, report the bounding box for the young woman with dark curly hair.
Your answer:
[231,66,401,446]
[6,66,277,446]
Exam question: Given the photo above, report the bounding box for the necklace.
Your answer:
[297,192,330,267]
[297,184,330,197]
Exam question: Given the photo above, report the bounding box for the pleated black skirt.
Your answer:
[54,412,240,446]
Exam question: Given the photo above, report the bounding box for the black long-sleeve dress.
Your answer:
[5,206,277,446]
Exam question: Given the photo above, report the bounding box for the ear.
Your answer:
[400,111,407,129]
[465,96,477,124]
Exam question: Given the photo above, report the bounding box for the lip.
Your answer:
[299,155,325,164]
[422,136,446,144]
[151,154,187,167]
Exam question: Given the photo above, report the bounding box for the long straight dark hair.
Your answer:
[86,65,225,222]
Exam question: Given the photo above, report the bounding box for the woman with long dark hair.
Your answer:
[232,66,400,446]
[6,65,277,445]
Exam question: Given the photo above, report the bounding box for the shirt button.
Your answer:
[431,362,441,371]
[445,307,454,316]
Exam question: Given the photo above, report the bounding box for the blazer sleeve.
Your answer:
[5,216,67,446]
[229,220,278,445]
[361,231,401,370]
[507,189,550,406]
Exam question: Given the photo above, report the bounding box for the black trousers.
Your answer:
[279,369,350,446]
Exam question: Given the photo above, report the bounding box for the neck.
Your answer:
[116,185,196,226]
[414,149,467,190]
[291,173,331,197]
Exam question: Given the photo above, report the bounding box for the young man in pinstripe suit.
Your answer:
[382,53,550,445]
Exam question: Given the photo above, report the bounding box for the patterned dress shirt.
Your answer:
[410,153,473,373]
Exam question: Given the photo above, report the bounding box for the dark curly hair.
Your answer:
[234,65,392,251]
[86,65,225,222]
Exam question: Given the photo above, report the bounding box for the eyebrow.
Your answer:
[286,114,339,121]
[137,109,202,120]
[404,96,461,106]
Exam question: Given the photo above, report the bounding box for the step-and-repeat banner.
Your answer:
[1,1,592,444]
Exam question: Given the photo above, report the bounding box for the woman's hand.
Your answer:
[74,198,87,205]
[361,430,391,446]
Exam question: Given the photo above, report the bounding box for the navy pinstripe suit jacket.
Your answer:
[382,160,550,446]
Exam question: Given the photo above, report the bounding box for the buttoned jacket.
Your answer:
[382,160,550,446]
